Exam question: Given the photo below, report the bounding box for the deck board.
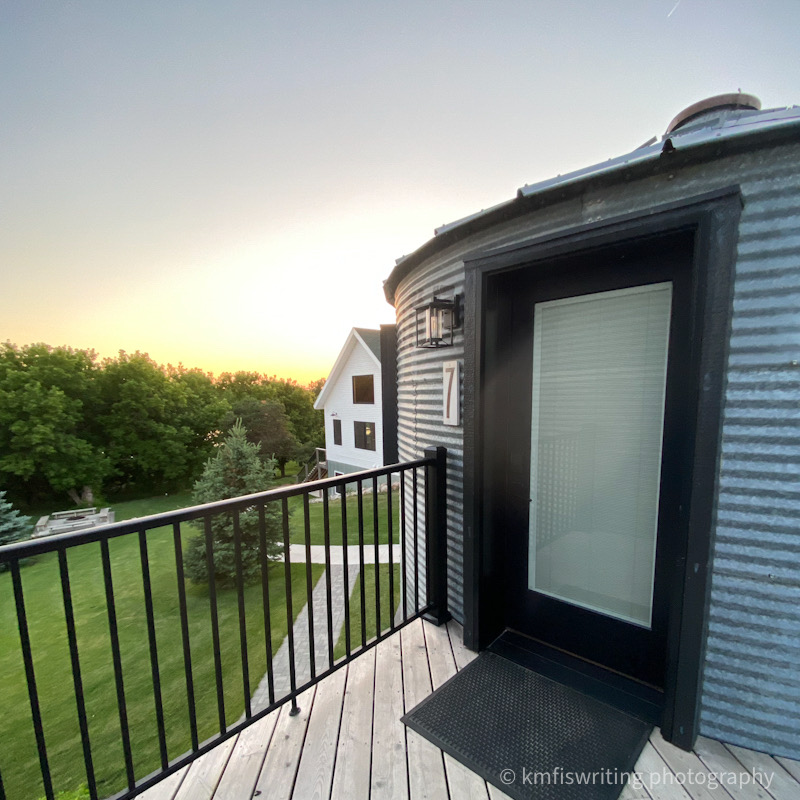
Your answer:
[620,777,653,800]
[649,729,732,800]
[775,755,800,783]
[214,712,277,800]
[725,744,800,800]
[139,618,800,800]
[694,737,772,800]
[486,784,517,800]
[330,651,377,800]
[137,765,188,800]
[634,743,693,800]
[402,620,450,800]
[370,633,409,800]
[292,666,346,800]
[251,685,315,800]
[173,735,238,800]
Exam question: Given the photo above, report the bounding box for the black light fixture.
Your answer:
[415,294,462,348]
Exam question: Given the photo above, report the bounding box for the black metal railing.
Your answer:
[0,448,448,800]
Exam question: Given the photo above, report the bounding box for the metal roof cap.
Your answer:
[666,92,761,134]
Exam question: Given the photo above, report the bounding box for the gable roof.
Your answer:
[313,328,381,410]
[354,327,381,361]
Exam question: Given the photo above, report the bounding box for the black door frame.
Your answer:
[461,187,742,750]
[497,236,693,689]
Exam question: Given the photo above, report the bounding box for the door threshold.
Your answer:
[488,629,664,725]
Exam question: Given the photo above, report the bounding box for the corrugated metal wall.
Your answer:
[395,259,466,621]
[701,145,800,757]
[392,141,800,757]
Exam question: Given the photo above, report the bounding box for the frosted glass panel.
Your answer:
[528,283,672,628]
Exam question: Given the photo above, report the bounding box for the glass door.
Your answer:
[528,283,672,629]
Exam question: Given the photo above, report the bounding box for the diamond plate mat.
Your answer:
[402,652,651,800]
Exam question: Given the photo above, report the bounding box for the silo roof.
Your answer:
[385,103,800,304]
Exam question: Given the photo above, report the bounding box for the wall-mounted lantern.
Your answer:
[415,295,462,348]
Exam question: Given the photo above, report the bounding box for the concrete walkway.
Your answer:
[248,542,405,715]
[249,563,360,713]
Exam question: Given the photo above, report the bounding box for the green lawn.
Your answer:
[271,460,302,487]
[288,490,400,546]
[333,564,402,660]
[0,492,323,800]
[112,490,196,521]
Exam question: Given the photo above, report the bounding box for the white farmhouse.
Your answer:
[314,328,390,484]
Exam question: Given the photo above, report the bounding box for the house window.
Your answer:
[333,418,342,446]
[354,421,376,451]
[352,374,375,404]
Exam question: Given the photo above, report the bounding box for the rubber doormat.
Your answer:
[402,651,651,800]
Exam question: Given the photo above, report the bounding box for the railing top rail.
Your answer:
[0,457,432,561]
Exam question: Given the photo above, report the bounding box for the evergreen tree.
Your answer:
[0,490,30,569]
[184,421,282,585]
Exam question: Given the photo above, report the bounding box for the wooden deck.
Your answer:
[139,618,800,800]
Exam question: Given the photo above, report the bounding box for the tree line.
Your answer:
[0,343,324,509]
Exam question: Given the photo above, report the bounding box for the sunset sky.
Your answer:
[3,1,799,383]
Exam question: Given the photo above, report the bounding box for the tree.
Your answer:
[307,377,325,401]
[183,421,282,585]
[215,371,272,402]
[0,343,109,506]
[168,364,232,477]
[265,378,325,461]
[95,353,228,495]
[0,490,30,568]
[220,397,298,476]
[214,373,325,475]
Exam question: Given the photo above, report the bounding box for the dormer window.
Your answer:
[352,374,374,404]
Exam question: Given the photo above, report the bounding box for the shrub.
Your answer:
[0,489,29,570]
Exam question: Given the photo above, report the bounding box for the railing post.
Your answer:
[423,446,451,626]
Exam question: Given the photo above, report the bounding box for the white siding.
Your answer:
[320,340,384,472]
